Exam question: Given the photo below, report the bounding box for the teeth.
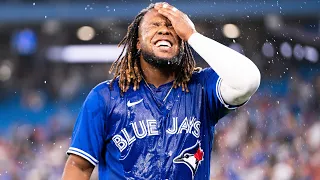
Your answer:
[155,40,171,47]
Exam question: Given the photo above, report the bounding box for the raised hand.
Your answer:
[154,2,197,41]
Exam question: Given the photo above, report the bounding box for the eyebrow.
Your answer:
[149,20,171,25]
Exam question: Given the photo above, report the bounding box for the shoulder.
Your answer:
[92,77,122,94]
[86,78,121,107]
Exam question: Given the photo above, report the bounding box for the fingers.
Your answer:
[154,3,180,22]
[154,2,181,16]
[157,8,176,21]
[172,7,178,12]
[154,2,196,41]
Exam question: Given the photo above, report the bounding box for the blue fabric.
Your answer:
[67,67,242,180]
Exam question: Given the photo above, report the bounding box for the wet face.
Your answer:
[137,9,184,68]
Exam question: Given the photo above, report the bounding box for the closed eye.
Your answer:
[151,22,160,26]
[151,22,173,28]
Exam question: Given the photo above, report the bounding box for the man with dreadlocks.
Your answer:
[62,2,260,180]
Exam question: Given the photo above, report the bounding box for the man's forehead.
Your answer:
[142,9,170,23]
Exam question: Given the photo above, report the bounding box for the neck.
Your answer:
[140,58,176,88]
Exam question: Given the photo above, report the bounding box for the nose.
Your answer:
[157,25,170,35]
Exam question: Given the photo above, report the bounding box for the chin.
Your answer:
[141,48,183,68]
[154,52,177,60]
[155,55,175,61]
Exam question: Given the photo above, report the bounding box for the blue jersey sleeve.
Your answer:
[199,68,245,123]
[66,84,107,166]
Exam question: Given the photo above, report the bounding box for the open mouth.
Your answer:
[154,40,172,48]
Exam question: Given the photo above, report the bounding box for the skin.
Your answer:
[138,2,197,87]
[62,2,196,179]
[62,154,94,180]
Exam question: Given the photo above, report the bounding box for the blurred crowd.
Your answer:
[211,74,320,180]
[0,67,319,180]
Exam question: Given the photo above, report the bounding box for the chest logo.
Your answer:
[127,99,144,107]
[173,141,204,178]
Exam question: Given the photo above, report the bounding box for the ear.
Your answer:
[137,37,141,50]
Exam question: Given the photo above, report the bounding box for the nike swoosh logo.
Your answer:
[127,99,144,107]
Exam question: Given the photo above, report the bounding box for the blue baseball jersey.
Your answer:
[67,67,243,180]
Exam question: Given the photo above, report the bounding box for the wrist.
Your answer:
[187,31,201,44]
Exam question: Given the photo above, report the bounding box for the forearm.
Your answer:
[62,156,94,180]
[188,33,261,105]
[62,167,91,180]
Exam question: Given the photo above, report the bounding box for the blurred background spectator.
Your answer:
[0,0,319,179]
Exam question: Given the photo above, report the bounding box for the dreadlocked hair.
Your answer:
[109,3,201,94]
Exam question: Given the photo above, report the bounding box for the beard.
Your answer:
[140,46,184,69]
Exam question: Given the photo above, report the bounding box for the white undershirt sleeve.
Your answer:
[188,33,261,105]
